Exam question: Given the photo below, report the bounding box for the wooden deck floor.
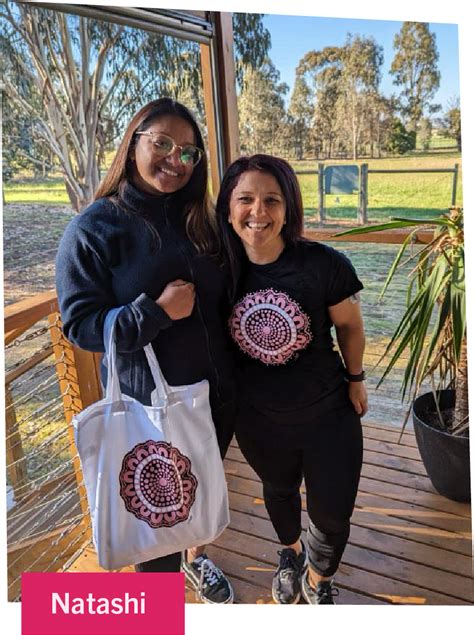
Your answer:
[68,421,473,605]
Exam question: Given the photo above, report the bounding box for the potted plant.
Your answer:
[337,206,470,502]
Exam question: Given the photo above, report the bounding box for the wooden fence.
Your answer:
[296,164,460,224]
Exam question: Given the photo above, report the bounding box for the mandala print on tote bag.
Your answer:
[230,288,313,365]
[119,440,198,528]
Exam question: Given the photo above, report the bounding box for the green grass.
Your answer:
[4,177,71,204]
[424,134,458,149]
[3,152,463,223]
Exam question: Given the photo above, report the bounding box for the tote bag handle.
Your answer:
[103,308,123,402]
[103,308,168,404]
[143,344,171,403]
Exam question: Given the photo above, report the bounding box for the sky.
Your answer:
[263,14,460,113]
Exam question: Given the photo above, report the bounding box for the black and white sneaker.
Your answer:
[301,570,339,605]
[182,554,234,604]
[271,542,308,604]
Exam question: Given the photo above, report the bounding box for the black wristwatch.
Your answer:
[345,370,366,382]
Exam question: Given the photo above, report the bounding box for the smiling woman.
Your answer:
[55,98,236,604]
[216,154,367,606]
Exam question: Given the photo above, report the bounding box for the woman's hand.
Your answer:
[348,381,368,417]
[156,279,195,320]
[329,296,368,417]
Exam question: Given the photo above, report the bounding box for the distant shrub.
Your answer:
[385,119,416,155]
[418,118,432,151]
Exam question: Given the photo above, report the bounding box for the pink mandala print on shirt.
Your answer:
[229,288,313,365]
[119,440,197,529]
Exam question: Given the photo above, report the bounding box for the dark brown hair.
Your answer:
[215,154,305,298]
[95,98,217,253]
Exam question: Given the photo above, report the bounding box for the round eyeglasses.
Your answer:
[135,131,203,167]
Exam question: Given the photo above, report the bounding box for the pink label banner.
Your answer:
[21,572,185,635]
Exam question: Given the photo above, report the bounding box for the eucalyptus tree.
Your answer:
[238,60,288,155]
[297,34,383,159]
[1,1,203,210]
[367,95,398,158]
[418,117,433,151]
[1,84,55,179]
[297,36,383,159]
[297,46,343,158]
[1,2,270,210]
[287,76,314,159]
[390,22,440,137]
[232,13,271,89]
[358,92,395,158]
[336,35,384,159]
[441,98,461,151]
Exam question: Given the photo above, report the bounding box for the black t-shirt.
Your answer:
[229,240,364,424]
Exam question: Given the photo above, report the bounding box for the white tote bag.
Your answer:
[73,307,230,570]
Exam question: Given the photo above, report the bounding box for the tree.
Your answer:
[441,98,461,151]
[1,67,57,180]
[390,22,440,137]
[287,76,314,159]
[238,60,288,155]
[232,13,271,89]
[1,1,202,210]
[359,93,396,158]
[385,118,416,155]
[337,35,384,160]
[2,101,55,179]
[297,46,343,158]
[1,2,270,210]
[297,35,383,160]
[418,117,432,151]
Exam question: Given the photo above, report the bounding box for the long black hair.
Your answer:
[216,154,304,299]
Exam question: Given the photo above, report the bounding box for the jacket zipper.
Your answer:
[164,201,223,403]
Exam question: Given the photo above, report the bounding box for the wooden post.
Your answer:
[451,163,459,207]
[318,163,326,224]
[5,384,28,501]
[200,42,221,198]
[48,313,103,541]
[211,12,240,168]
[358,163,368,225]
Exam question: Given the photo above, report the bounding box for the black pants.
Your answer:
[135,398,235,573]
[235,402,363,578]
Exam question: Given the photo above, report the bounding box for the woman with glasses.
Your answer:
[216,154,368,605]
[56,98,235,603]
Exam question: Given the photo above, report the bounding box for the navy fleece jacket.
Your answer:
[55,183,235,408]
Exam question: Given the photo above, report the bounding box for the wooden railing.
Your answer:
[304,227,434,245]
[4,291,102,600]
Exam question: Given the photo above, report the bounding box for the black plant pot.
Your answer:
[412,390,471,502]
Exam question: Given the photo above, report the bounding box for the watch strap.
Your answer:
[345,370,366,382]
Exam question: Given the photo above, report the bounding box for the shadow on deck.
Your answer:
[67,421,473,605]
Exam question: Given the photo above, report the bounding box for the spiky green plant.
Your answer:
[337,207,467,437]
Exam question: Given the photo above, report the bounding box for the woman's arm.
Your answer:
[328,293,368,416]
[56,220,176,353]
